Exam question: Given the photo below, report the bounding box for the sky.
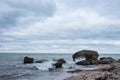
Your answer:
[0,0,120,54]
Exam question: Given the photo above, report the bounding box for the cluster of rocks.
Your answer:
[73,50,116,65]
[65,50,120,80]
[23,50,120,80]
[23,56,66,68]
[66,62,120,80]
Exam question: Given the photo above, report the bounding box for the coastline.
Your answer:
[64,62,120,80]
[0,52,120,80]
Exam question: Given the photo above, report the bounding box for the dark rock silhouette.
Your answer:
[72,50,99,65]
[53,58,66,68]
[72,50,99,62]
[98,57,115,64]
[53,62,63,68]
[67,69,82,73]
[57,58,66,64]
[35,59,48,63]
[76,60,90,65]
[24,56,34,63]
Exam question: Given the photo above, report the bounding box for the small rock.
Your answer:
[24,56,34,63]
[67,69,82,73]
[57,58,66,63]
[53,62,63,68]
[35,59,48,63]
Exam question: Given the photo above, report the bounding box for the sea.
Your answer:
[0,53,120,80]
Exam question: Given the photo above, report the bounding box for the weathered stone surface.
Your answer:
[76,60,90,65]
[24,56,34,63]
[65,62,120,80]
[98,57,115,64]
[72,50,99,62]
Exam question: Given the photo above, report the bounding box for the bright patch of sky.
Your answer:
[0,0,120,53]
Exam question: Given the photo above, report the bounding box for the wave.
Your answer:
[34,60,55,71]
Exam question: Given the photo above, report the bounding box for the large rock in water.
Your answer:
[72,50,99,65]
[72,50,99,61]
[24,57,34,63]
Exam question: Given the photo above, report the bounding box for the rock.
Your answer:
[53,62,63,68]
[35,59,48,63]
[72,50,99,62]
[96,64,114,71]
[57,58,66,64]
[67,69,82,73]
[95,72,112,80]
[53,58,66,68]
[76,60,90,65]
[100,57,115,61]
[65,62,120,80]
[98,57,115,64]
[98,60,110,64]
[24,56,34,63]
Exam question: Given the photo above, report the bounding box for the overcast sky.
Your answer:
[0,0,120,53]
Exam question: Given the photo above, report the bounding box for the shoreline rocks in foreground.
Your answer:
[73,50,116,65]
[65,62,120,80]
[65,50,120,80]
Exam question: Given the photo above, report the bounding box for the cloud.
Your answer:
[0,0,120,53]
[2,9,120,40]
[0,0,56,28]
[0,38,120,53]
[56,0,120,18]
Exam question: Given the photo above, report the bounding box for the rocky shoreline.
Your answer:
[23,50,120,80]
[64,50,120,80]
[65,62,120,80]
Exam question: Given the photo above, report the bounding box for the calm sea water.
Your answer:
[0,53,120,80]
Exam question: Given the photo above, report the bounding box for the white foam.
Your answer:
[34,60,54,71]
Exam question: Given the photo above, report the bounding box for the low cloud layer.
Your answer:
[0,0,120,53]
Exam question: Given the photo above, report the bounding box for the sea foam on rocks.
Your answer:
[34,60,55,71]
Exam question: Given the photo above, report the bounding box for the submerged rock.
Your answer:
[24,56,34,63]
[35,59,48,63]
